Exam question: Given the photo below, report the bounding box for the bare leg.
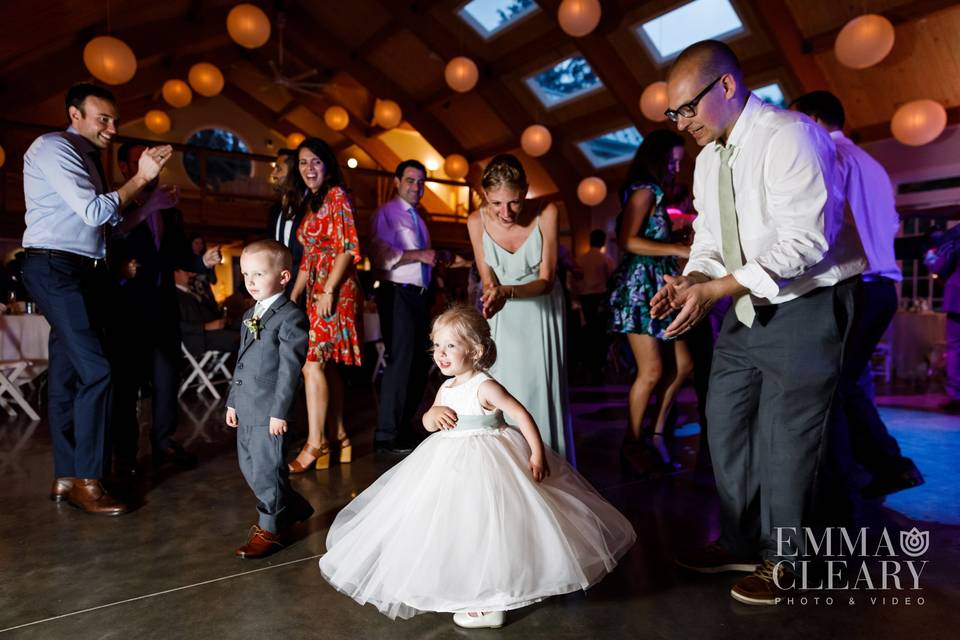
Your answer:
[294,360,330,468]
[325,362,348,444]
[649,339,694,463]
[626,333,663,441]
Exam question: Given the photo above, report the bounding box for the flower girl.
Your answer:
[319,304,636,628]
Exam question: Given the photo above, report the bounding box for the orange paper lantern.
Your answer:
[577,176,607,206]
[558,0,602,38]
[834,14,895,70]
[83,36,137,85]
[891,100,947,146]
[188,63,224,97]
[640,82,669,122]
[286,132,306,149]
[444,154,469,180]
[521,125,552,157]
[374,99,403,129]
[144,110,171,134]
[162,79,192,108]
[445,57,479,93]
[227,4,271,49]
[324,106,350,131]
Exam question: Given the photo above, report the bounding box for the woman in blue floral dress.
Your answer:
[608,129,693,474]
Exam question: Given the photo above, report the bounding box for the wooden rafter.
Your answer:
[746,0,829,93]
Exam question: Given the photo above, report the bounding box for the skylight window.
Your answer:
[458,0,538,39]
[578,126,644,168]
[635,0,745,63]
[525,55,603,108]
[753,83,787,109]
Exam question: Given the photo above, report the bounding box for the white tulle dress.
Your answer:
[319,372,636,620]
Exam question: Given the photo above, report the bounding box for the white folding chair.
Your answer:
[363,311,388,383]
[179,344,232,400]
[0,360,42,421]
[870,343,893,384]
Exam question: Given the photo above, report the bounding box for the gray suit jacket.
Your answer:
[226,296,308,426]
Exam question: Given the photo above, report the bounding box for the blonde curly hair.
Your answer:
[430,303,497,371]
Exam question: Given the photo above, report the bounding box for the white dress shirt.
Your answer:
[253,291,283,317]
[577,248,615,295]
[369,196,431,288]
[274,214,295,248]
[831,130,902,282]
[684,94,866,304]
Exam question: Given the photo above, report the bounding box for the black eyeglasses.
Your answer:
[664,75,723,122]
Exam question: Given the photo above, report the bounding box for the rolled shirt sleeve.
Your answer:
[40,136,121,227]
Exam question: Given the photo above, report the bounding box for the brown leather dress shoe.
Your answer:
[67,479,130,516]
[236,526,284,559]
[50,477,75,502]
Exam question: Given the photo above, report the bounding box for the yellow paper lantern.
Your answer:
[83,36,137,85]
[834,14,895,70]
[188,62,224,97]
[445,56,479,93]
[144,110,171,134]
[444,154,469,180]
[374,99,402,129]
[324,106,350,131]
[577,176,607,206]
[558,0,602,38]
[640,81,669,122]
[521,124,552,157]
[0,145,5,169]
[286,132,306,149]
[227,3,271,49]
[162,79,192,108]
[891,100,947,146]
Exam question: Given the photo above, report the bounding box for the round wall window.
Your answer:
[183,128,252,190]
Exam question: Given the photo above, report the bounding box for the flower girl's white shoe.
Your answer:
[453,611,505,629]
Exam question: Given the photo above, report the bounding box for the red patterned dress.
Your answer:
[296,186,363,365]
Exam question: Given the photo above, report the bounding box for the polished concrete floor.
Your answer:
[1,377,958,639]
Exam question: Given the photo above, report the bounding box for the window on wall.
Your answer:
[183,128,252,191]
[578,126,644,168]
[458,0,538,39]
[525,55,603,108]
[635,0,745,63]
[753,82,787,109]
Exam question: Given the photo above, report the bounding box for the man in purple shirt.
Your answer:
[369,160,436,454]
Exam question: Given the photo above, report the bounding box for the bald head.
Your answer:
[668,39,743,88]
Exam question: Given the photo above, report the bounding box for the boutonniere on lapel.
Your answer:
[243,316,264,340]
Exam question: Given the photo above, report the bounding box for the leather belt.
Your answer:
[25,248,104,268]
[384,280,427,295]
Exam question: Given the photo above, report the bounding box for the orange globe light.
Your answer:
[188,63,225,97]
[83,36,137,85]
[891,100,947,146]
[558,0,602,38]
[374,99,402,129]
[286,132,306,149]
[640,81,669,122]
[324,106,350,131]
[162,79,193,108]
[834,14,895,70]
[226,4,271,49]
[577,176,607,206]
[445,56,479,93]
[144,110,172,134]
[444,154,469,180]
[0,144,5,169]
[520,124,552,157]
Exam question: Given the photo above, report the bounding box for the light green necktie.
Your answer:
[718,145,756,328]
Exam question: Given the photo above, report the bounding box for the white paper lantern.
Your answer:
[577,176,607,206]
[521,125,552,157]
[83,36,137,85]
[374,99,402,129]
[286,132,306,149]
[445,56,479,93]
[324,106,350,131]
[891,100,947,146]
[558,0,602,38]
[834,14,895,70]
[227,4,271,49]
[162,79,192,108]
[144,110,171,134]
[188,63,224,97]
[444,154,469,180]
[640,81,669,122]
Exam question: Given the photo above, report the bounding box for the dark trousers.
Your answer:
[579,292,608,378]
[375,283,430,444]
[22,253,112,479]
[707,279,855,561]
[237,422,308,533]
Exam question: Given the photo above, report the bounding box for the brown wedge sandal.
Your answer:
[288,442,330,474]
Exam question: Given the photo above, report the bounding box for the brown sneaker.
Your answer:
[50,477,75,502]
[676,542,761,573]
[67,479,129,515]
[730,559,794,605]
[236,526,284,559]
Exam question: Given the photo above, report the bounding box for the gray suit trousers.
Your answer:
[706,278,856,561]
[237,422,294,533]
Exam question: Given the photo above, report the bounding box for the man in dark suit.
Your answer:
[266,148,306,297]
[175,265,240,359]
[928,225,960,413]
[110,142,197,473]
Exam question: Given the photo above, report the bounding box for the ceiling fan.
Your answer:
[262,11,332,98]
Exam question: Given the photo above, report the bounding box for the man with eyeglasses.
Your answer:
[650,40,866,605]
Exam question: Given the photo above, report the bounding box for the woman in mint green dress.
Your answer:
[467,155,574,464]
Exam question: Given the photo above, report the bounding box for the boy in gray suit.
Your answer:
[226,240,313,558]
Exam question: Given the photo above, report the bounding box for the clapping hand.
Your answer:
[650,273,719,338]
[138,145,173,181]
[424,405,458,431]
[480,284,507,319]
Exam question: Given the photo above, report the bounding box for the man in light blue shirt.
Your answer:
[21,82,172,516]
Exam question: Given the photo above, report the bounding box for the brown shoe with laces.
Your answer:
[730,559,794,605]
[66,479,129,516]
[236,526,284,559]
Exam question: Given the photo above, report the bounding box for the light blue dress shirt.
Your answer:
[22,126,121,259]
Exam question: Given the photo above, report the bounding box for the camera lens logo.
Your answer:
[899,527,929,557]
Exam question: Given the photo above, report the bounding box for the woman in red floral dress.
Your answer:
[286,138,362,472]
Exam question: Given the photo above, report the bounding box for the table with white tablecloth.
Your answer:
[0,314,50,420]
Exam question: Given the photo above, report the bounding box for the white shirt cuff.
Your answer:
[733,262,780,300]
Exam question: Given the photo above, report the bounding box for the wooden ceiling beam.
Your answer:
[746,0,829,92]
[850,105,960,145]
